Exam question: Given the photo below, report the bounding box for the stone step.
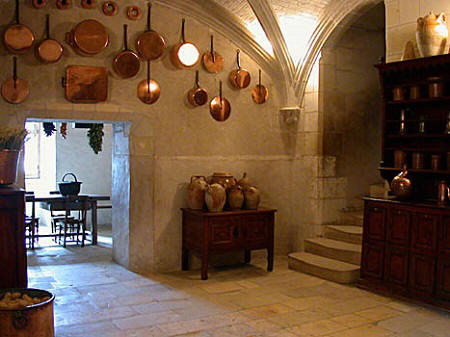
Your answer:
[288,252,360,284]
[304,237,361,265]
[324,225,362,244]
[339,210,364,227]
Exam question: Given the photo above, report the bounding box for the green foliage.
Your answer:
[0,127,28,150]
[87,124,104,154]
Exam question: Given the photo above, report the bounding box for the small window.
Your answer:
[24,122,41,179]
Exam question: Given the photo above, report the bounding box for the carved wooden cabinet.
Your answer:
[0,186,27,289]
[181,208,276,280]
[361,198,450,308]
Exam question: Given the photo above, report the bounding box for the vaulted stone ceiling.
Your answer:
[157,0,383,107]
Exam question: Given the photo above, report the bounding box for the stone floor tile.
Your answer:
[113,310,181,330]
[200,281,245,294]
[329,314,372,328]
[354,305,402,321]
[376,311,441,333]
[283,295,337,311]
[288,318,347,336]
[208,323,263,337]
[244,319,283,334]
[320,297,382,316]
[56,306,137,327]
[384,301,419,313]
[267,308,331,328]
[240,303,295,319]
[55,321,120,337]
[418,317,450,337]
[325,324,392,337]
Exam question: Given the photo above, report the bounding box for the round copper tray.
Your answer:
[72,20,109,55]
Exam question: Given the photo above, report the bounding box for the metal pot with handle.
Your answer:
[58,173,82,196]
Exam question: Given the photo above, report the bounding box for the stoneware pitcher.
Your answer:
[416,12,448,57]
[205,183,226,212]
[244,186,260,210]
[227,184,244,210]
[187,175,207,210]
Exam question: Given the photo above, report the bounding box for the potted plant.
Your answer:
[0,127,28,185]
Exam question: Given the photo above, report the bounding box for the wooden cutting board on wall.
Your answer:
[64,65,108,103]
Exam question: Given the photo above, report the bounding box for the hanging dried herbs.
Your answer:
[43,122,56,137]
[60,122,67,139]
[87,124,104,154]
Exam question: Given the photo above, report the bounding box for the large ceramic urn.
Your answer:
[416,12,448,57]
[227,184,244,210]
[244,186,260,210]
[187,176,207,210]
[205,183,226,212]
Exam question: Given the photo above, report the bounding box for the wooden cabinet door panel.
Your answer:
[437,258,450,300]
[0,209,18,289]
[209,217,240,249]
[439,216,450,256]
[361,243,384,280]
[388,208,410,247]
[411,212,438,254]
[409,254,436,294]
[364,203,386,242]
[241,214,269,245]
[384,246,409,286]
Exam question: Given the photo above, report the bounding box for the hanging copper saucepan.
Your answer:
[3,0,35,54]
[1,57,29,104]
[32,0,48,9]
[127,6,142,21]
[229,49,251,89]
[210,81,231,122]
[37,15,64,64]
[81,0,96,9]
[66,19,109,56]
[113,24,140,79]
[137,60,160,104]
[202,35,224,73]
[171,18,200,68]
[188,70,208,106]
[251,69,268,104]
[56,0,71,10]
[135,2,165,60]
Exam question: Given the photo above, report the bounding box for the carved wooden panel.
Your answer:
[437,258,450,300]
[409,254,436,294]
[361,243,384,280]
[439,216,450,256]
[364,203,386,242]
[209,217,239,248]
[411,212,438,254]
[388,208,410,247]
[241,214,269,244]
[384,245,409,286]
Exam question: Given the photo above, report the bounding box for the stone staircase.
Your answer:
[288,183,387,284]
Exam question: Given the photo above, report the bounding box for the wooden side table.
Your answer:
[181,208,276,280]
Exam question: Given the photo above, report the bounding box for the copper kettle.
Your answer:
[391,169,412,200]
[437,181,450,206]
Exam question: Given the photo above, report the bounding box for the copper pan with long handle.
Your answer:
[3,0,35,54]
[137,60,160,104]
[113,24,140,78]
[229,49,251,89]
[136,2,165,61]
[210,80,230,122]
[203,35,223,73]
[37,15,64,64]
[187,70,208,106]
[66,19,109,56]
[1,57,29,104]
[251,69,268,104]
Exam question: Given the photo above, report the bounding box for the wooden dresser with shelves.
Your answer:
[360,55,450,309]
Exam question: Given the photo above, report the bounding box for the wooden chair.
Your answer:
[52,196,91,247]
[24,191,39,249]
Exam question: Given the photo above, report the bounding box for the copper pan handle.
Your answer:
[123,24,128,50]
[15,0,20,24]
[219,80,222,102]
[147,2,152,30]
[181,18,186,43]
[46,14,50,40]
[195,70,199,88]
[210,35,215,63]
[147,60,150,94]
[236,49,241,69]
[13,57,17,89]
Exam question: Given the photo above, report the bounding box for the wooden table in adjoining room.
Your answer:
[181,208,276,280]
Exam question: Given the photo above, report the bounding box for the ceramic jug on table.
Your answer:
[205,183,226,212]
[227,183,244,210]
[416,12,448,57]
[187,176,207,210]
[244,186,260,210]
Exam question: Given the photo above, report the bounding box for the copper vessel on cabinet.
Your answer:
[391,169,412,200]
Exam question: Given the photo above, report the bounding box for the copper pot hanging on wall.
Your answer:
[202,35,223,73]
[210,81,231,122]
[171,18,200,69]
[137,60,160,104]
[3,0,35,54]
[36,15,63,64]
[187,70,208,106]
[251,69,268,104]
[65,19,109,56]
[229,49,251,89]
[113,24,140,78]
[135,2,165,60]
[1,57,29,104]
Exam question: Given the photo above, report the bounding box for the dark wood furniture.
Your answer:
[26,193,110,245]
[360,54,450,309]
[361,198,450,308]
[181,208,276,280]
[0,186,27,289]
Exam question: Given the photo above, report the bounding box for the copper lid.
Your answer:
[73,20,109,55]
[3,25,34,54]
[1,78,29,104]
[38,39,63,63]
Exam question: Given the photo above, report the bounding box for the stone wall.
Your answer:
[385,0,450,62]
[0,0,321,271]
[319,3,385,218]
